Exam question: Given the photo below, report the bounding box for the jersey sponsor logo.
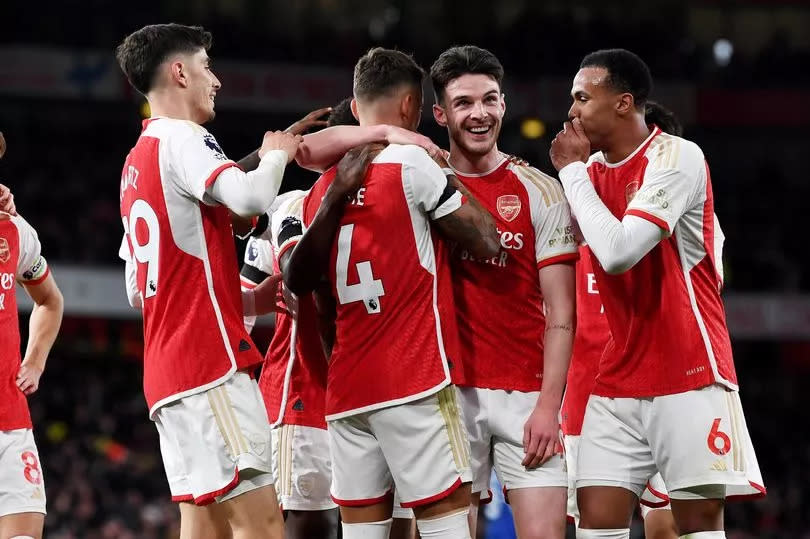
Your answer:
[1,271,14,290]
[0,237,9,263]
[496,195,521,222]
[22,257,45,281]
[203,133,227,161]
[625,180,640,204]
[498,229,524,250]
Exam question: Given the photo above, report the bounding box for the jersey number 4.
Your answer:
[123,199,160,298]
[336,224,384,314]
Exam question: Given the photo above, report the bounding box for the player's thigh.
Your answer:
[178,502,231,539]
[509,487,567,539]
[219,482,283,535]
[285,508,339,539]
[0,512,45,539]
[155,372,274,505]
[328,414,393,513]
[647,385,762,496]
[457,386,493,495]
[0,429,46,533]
[272,424,336,512]
[369,386,472,513]
[576,396,654,528]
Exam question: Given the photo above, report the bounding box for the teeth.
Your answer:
[470,126,489,133]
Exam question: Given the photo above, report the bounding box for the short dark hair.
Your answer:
[645,101,682,136]
[353,47,425,102]
[580,48,652,109]
[430,45,504,103]
[327,97,359,127]
[115,23,212,95]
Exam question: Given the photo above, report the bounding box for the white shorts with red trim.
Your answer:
[0,428,46,517]
[154,371,274,505]
[272,424,337,511]
[461,387,567,496]
[640,473,670,519]
[576,385,765,500]
[328,385,471,509]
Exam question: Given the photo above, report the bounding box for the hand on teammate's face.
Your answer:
[334,143,383,198]
[259,130,304,163]
[0,184,17,217]
[17,361,44,396]
[522,404,562,469]
[285,107,331,136]
[549,117,591,172]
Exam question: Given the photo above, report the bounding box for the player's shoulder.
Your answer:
[507,162,565,202]
[7,213,38,241]
[645,131,705,171]
[375,144,437,172]
[272,189,307,216]
[144,117,202,139]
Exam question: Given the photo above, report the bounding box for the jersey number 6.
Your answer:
[123,199,161,298]
[336,223,384,314]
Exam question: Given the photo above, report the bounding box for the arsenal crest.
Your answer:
[496,195,521,222]
[0,237,9,264]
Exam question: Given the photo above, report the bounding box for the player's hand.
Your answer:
[504,153,528,166]
[17,360,44,396]
[332,143,383,198]
[285,107,332,136]
[0,184,17,216]
[259,130,304,164]
[522,404,562,468]
[549,117,590,171]
[0,131,6,159]
[383,126,443,160]
[431,148,452,170]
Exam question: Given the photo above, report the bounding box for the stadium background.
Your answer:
[1,0,808,537]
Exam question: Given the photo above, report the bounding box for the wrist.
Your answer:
[536,392,563,411]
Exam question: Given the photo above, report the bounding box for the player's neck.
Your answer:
[603,117,651,164]
[147,91,204,125]
[448,143,502,175]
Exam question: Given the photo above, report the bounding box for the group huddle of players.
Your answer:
[0,21,765,539]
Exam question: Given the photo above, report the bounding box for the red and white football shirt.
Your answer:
[241,192,328,429]
[451,159,578,391]
[561,245,607,436]
[582,126,736,397]
[301,144,463,420]
[0,215,50,431]
[119,118,264,417]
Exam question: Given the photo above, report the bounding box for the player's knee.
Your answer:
[341,518,393,539]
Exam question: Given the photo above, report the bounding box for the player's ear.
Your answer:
[616,93,634,115]
[500,92,507,116]
[169,59,189,89]
[432,103,447,127]
[350,98,360,122]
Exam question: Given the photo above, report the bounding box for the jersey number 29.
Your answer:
[336,224,384,314]
[123,199,160,298]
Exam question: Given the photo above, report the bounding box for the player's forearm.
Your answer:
[559,162,661,274]
[237,148,261,172]
[210,150,289,218]
[537,307,575,409]
[283,187,346,296]
[296,125,387,172]
[24,292,64,369]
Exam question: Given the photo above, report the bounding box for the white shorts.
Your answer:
[155,371,275,505]
[576,385,765,499]
[329,385,472,509]
[564,435,670,524]
[391,490,414,519]
[272,424,337,511]
[461,387,567,496]
[0,429,46,517]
